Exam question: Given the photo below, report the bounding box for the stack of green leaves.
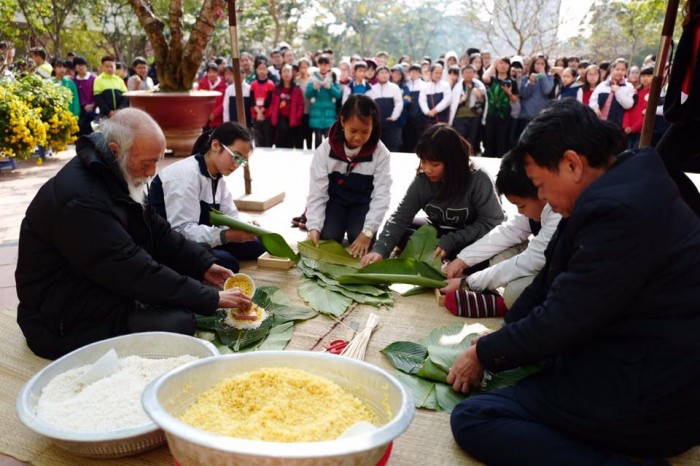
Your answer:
[209,209,299,262]
[196,286,317,353]
[296,241,393,317]
[382,324,541,412]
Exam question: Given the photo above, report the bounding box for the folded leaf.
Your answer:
[399,224,444,274]
[395,371,439,410]
[298,240,360,268]
[255,321,295,351]
[381,341,428,374]
[338,273,446,288]
[210,209,298,262]
[434,382,467,412]
[483,365,542,391]
[297,277,353,317]
[400,286,432,297]
[416,358,449,383]
[300,257,358,279]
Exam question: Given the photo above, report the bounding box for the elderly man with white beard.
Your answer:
[15,108,251,359]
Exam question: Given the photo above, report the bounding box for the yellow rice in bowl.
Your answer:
[178,368,378,442]
[224,274,255,297]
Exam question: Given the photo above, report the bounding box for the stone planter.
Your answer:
[124,91,220,157]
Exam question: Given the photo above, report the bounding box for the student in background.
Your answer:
[403,63,427,152]
[305,95,392,258]
[361,124,503,266]
[450,64,486,152]
[622,66,652,150]
[198,62,227,130]
[93,55,128,118]
[249,57,276,147]
[482,57,518,158]
[52,59,81,118]
[390,65,411,151]
[576,64,601,106]
[222,73,251,127]
[419,63,453,128]
[30,47,52,79]
[515,54,554,139]
[590,58,636,129]
[295,57,314,150]
[72,56,97,135]
[271,63,304,148]
[342,61,371,104]
[367,65,404,152]
[307,54,342,148]
[127,56,154,91]
[558,67,581,100]
[267,49,283,84]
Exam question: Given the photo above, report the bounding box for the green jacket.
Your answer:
[306,71,341,130]
[54,77,81,117]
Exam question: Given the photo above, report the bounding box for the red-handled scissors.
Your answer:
[325,339,347,355]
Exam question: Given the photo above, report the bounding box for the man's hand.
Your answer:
[203,263,234,288]
[440,277,463,294]
[447,345,484,394]
[218,289,252,310]
[433,246,447,259]
[308,229,321,247]
[348,234,371,258]
[361,252,382,267]
[444,258,468,279]
[427,109,437,118]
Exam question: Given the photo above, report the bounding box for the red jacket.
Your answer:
[271,85,304,127]
[622,87,647,134]
[198,76,227,128]
[249,78,276,121]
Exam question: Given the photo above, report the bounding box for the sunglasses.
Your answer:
[220,144,247,167]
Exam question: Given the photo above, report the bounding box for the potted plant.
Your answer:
[126,0,227,156]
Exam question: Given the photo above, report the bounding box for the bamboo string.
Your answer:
[340,313,380,360]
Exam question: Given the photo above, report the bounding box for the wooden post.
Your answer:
[640,0,680,148]
[227,0,252,194]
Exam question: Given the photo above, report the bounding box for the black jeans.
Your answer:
[656,121,700,216]
[212,239,266,273]
[253,118,274,147]
[452,117,481,152]
[296,114,313,150]
[483,115,512,158]
[380,125,402,152]
[275,116,297,148]
[320,199,370,244]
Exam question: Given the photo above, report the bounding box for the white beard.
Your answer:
[127,179,148,206]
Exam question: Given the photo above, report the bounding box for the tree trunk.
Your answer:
[181,0,226,90]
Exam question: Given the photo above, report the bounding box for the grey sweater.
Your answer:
[372,169,504,257]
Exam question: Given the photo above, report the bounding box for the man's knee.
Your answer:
[451,396,494,453]
[126,306,196,335]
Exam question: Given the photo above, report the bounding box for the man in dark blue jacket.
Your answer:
[449,99,700,465]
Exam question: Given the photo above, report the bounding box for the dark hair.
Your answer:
[131,56,148,68]
[205,61,218,72]
[448,65,460,75]
[495,151,538,198]
[512,100,624,172]
[581,64,601,91]
[270,49,281,57]
[192,121,253,155]
[73,55,88,66]
[611,57,628,70]
[563,67,578,79]
[214,57,225,65]
[101,55,116,64]
[338,94,381,149]
[599,61,611,71]
[316,54,330,65]
[528,54,550,74]
[415,124,474,201]
[116,61,126,70]
[391,66,406,86]
[466,48,480,56]
[323,48,334,55]
[30,47,47,60]
[353,61,368,71]
[277,63,296,89]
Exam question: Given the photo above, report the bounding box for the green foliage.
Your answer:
[195,286,316,352]
[382,324,541,413]
[296,277,354,317]
[297,239,360,268]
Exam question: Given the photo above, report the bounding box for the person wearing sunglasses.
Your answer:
[149,122,264,273]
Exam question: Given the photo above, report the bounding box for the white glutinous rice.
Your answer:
[35,354,197,432]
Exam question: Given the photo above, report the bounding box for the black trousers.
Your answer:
[452,117,481,153]
[253,118,274,147]
[451,386,694,466]
[483,115,512,158]
[212,239,266,273]
[656,121,700,216]
[296,114,313,150]
[320,199,370,244]
[380,125,402,152]
[275,116,297,148]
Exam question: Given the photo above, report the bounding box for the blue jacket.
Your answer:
[477,148,700,452]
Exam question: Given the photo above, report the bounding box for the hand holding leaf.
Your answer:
[308,229,321,247]
[446,345,484,394]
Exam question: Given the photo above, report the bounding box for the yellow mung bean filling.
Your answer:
[224,276,254,297]
[178,368,378,442]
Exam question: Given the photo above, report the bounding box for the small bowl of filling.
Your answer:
[224,273,256,298]
[16,332,219,458]
[142,351,415,465]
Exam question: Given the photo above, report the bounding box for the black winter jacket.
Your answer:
[477,149,700,454]
[16,134,220,355]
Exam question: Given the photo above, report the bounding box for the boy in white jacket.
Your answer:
[440,151,562,317]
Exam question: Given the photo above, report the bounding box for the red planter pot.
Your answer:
[125,91,220,156]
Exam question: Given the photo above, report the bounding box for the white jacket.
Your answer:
[458,204,561,291]
[449,78,487,125]
[366,81,404,121]
[305,138,392,234]
[418,80,452,115]
[223,82,251,123]
[589,80,636,111]
[156,156,240,247]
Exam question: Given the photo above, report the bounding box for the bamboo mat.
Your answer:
[2,264,699,465]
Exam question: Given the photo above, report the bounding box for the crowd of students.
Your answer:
[9,43,668,158]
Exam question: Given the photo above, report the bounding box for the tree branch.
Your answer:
[181,0,226,90]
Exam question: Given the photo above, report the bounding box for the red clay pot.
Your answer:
[125,91,221,156]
